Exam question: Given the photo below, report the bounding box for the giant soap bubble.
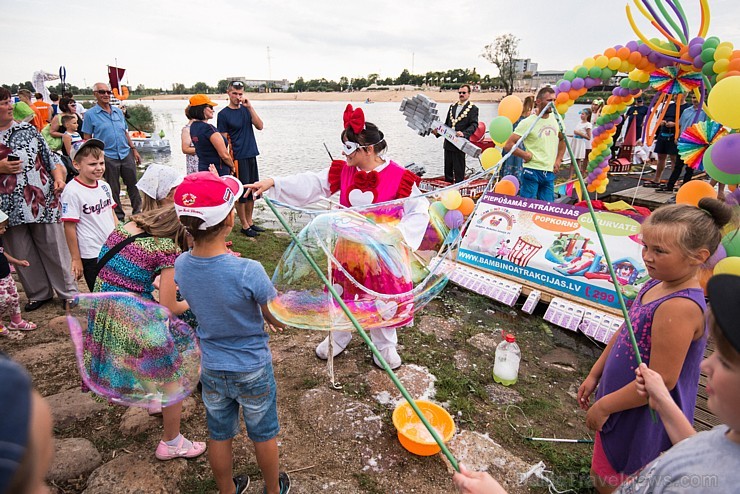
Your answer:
[68,292,201,407]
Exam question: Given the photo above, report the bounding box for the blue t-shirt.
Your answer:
[175,253,277,372]
[190,120,226,170]
[217,106,259,159]
[81,104,130,160]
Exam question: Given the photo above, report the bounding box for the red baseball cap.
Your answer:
[174,172,243,229]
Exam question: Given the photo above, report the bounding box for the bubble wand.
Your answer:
[552,106,657,423]
[262,194,460,471]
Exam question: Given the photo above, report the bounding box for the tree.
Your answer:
[293,77,306,92]
[367,73,379,85]
[396,69,411,85]
[481,33,520,95]
[191,81,211,94]
[172,83,186,94]
[217,79,229,93]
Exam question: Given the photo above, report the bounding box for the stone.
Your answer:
[467,333,499,353]
[447,430,531,494]
[119,407,159,436]
[484,384,523,405]
[541,347,579,373]
[11,341,74,368]
[83,452,187,494]
[416,315,458,341]
[47,438,102,482]
[48,315,82,335]
[46,388,108,428]
[453,351,472,371]
[365,364,436,406]
[296,387,384,442]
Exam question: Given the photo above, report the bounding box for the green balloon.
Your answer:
[703,143,740,185]
[564,70,576,82]
[703,37,721,49]
[576,66,589,79]
[620,78,630,88]
[601,68,615,80]
[637,80,651,89]
[722,229,740,257]
[489,116,513,144]
[429,201,447,218]
[701,47,716,63]
[702,61,715,77]
[589,66,603,79]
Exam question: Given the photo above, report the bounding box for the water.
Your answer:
[137,99,588,178]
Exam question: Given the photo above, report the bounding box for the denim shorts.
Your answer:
[200,363,280,442]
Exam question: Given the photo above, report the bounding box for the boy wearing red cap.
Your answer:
[174,172,290,494]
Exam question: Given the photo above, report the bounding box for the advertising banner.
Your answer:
[458,192,648,311]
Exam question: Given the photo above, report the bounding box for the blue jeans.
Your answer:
[520,168,555,202]
[200,364,279,442]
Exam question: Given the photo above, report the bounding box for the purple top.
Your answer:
[596,278,707,474]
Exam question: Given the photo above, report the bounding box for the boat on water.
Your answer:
[129,131,170,153]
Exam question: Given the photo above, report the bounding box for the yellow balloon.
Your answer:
[714,46,732,61]
[714,58,730,74]
[441,190,463,210]
[608,57,622,70]
[707,77,740,129]
[480,147,503,170]
[714,256,740,276]
[596,55,609,68]
[619,60,631,73]
[640,71,651,83]
[498,95,524,124]
[583,57,596,69]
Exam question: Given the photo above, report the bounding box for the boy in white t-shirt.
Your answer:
[61,139,118,290]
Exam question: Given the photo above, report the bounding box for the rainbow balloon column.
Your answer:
[553,0,740,194]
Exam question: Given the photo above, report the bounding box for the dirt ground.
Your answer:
[3,227,603,494]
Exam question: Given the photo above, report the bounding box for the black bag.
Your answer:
[90,232,151,282]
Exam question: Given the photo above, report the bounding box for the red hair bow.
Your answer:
[343,104,365,133]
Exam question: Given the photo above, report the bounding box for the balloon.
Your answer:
[444,209,464,229]
[497,95,524,124]
[501,175,520,193]
[440,190,462,210]
[493,180,517,196]
[697,266,713,293]
[489,116,513,145]
[704,144,740,185]
[707,76,740,129]
[675,180,718,206]
[722,229,740,257]
[713,256,740,276]
[704,244,727,269]
[709,134,740,174]
[480,147,503,171]
[458,197,475,216]
[429,201,448,218]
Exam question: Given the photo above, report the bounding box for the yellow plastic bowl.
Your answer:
[392,400,455,456]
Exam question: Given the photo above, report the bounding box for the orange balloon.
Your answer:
[556,92,569,104]
[568,89,580,100]
[729,184,737,192]
[494,180,517,196]
[617,47,630,60]
[675,180,717,206]
[628,51,642,65]
[716,70,740,82]
[698,267,713,294]
[604,47,617,58]
[458,196,475,216]
[731,50,740,60]
[728,58,740,71]
[636,58,650,70]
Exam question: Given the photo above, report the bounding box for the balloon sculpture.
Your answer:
[553,0,740,194]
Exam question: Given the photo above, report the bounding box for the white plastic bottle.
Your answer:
[493,333,521,386]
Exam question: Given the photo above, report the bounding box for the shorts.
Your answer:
[200,363,279,443]
[591,432,629,488]
[654,137,677,156]
[235,157,259,203]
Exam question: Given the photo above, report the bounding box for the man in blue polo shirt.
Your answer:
[217,81,264,237]
[82,82,142,220]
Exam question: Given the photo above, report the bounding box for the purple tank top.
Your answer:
[596,278,707,474]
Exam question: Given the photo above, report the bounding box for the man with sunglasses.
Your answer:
[216,81,264,237]
[82,83,142,220]
[439,84,478,183]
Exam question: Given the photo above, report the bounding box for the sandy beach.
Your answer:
[144,89,535,104]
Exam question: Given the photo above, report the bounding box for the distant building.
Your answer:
[360,83,417,92]
[514,58,538,75]
[226,77,290,92]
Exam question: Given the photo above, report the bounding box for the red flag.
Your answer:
[107,66,126,91]
[623,115,637,147]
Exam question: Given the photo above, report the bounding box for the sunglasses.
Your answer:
[96,90,113,95]
[230,81,245,89]
[458,91,468,95]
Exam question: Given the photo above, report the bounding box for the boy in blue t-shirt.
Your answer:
[174,172,290,494]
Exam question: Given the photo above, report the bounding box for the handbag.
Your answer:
[91,232,152,282]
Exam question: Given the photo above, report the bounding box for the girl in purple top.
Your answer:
[577,198,736,493]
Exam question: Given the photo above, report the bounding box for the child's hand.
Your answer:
[13,259,29,267]
[208,164,219,177]
[452,464,507,494]
[577,374,599,410]
[265,322,284,333]
[586,401,610,431]
[635,363,672,411]
[71,259,83,280]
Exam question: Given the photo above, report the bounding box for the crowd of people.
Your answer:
[1,82,739,494]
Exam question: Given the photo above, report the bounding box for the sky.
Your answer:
[2,0,739,90]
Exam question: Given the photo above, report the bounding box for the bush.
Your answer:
[124,104,155,133]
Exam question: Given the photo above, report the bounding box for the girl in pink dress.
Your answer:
[249,105,429,369]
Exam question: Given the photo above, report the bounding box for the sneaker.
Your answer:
[315,332,353,359]
[241,227,259,237]
[250,224,267,232]
[373,346,402,370]
[263,471,290,494]
[154,434,206,460]
[234,474,250,494]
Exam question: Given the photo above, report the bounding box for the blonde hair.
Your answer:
[130,205,188,251]
[641,198,735,260]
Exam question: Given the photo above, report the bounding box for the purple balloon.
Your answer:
[614,44,624,51]
[705,244,727,269]
[501,175,520,192]
[584,77,597,88]
[647,52,659,63]
[558,80,571,92]
[614,116,623,125]
[689,36,705,47]
[688,44,702,58]
[710,134,740,175]
[638,44,652,55]
[693,55,704,69]
[444,209,464,229]
[626,40,639,51]
[571,78,585,90]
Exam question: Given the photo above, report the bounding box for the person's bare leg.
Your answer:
[161,401,183,442]
[654,154,667,184]
[254,438,280,494]
[236,203,249,230]
[244,199,254,228]
[590,469,618,494]
[209,438,236,494]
